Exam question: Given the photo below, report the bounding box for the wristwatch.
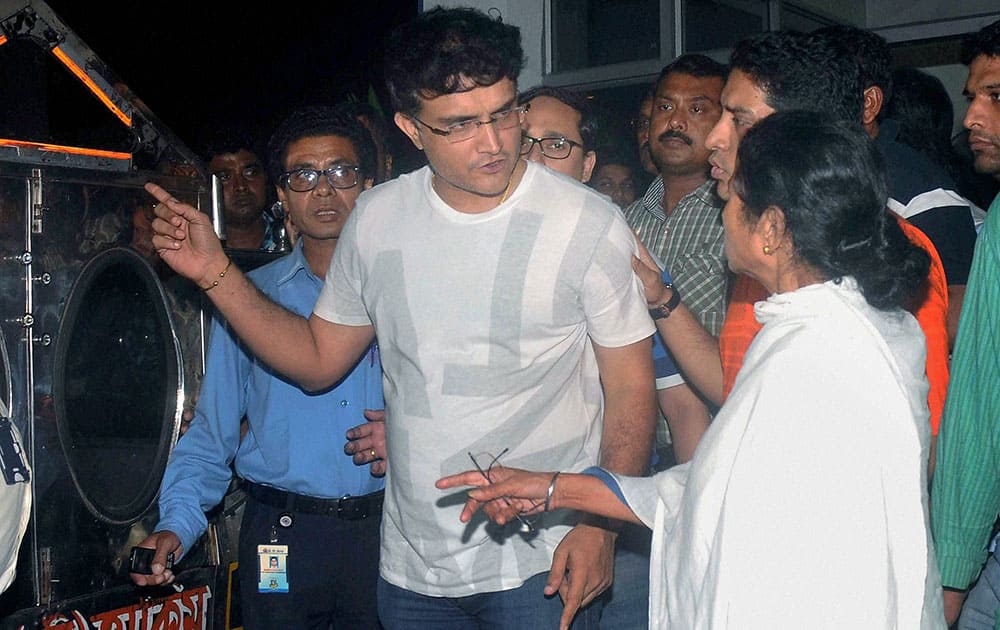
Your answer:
[648,284,681,320]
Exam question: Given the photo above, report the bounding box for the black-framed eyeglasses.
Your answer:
[213,164,264,184]
[411,105,529,144]
[519,134,583,160]
[280,165,363,192]
[468,448,540,535]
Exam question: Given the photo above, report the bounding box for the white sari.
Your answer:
[616,277,945,629]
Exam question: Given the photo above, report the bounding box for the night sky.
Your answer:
[41,0,419,157]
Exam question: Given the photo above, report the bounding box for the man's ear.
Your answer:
[862,85,884,130]
[581,150,597,183]
[275,185,287,206]
[363,178,374,191]
[394,112,424,151]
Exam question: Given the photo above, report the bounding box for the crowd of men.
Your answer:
[129,7,1000,630]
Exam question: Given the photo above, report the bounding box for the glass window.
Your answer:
[780,2,838,32]
[551,0,661,73]
[683,0,768,52]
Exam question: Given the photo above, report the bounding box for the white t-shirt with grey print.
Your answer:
[314,161,654,597]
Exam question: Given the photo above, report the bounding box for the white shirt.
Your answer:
[315,162,654,596]
[617,277,946,629]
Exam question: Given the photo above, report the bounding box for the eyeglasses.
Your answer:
[468,448,541,535]
[411,105,529,144]
[519,134,583,160]
[213,164,263,184]
[280,165,363,192]
[628,117,651,131]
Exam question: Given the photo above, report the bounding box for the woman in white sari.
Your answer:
[438,112,946,629]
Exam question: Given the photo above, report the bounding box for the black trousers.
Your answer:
[237,491,383,629]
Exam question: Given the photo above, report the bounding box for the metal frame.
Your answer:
[0,0,204,176]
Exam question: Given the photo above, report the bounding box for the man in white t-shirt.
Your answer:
[147,9,654,630]
[146,7,655,629]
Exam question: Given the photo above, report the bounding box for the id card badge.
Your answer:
[258,544,289,593]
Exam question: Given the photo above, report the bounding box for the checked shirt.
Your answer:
[624,177,727,336]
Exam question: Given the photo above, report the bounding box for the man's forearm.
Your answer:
[595,339,657,475]
[199,261,329,388]
[599,389,656,476]
[656,302,723,405]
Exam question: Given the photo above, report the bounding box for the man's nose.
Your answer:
[477,121,503,154]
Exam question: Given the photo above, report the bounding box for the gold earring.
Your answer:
[763,245,772,255]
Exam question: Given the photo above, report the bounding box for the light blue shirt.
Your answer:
[156,243,384,554]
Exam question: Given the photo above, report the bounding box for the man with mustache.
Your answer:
[930,17,1000,628]
[205,129,281,250]
[635,30,950,478]
[622,54,727,466]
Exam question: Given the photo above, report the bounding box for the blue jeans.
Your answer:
[598,523,650,629]
[377,572,601,629]
[959,553,1000,629]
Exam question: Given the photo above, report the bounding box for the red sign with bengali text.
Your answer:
[25,585,212,630]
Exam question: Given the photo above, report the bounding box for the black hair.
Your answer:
[202,126,263,164]
[590,147,639,191]
[341,100,391,147]
[340,99,394,184]
[885,67,955,171]
[961,18,1000,65]
[265,104,377,187]
[813,25,893,107]
[730,31,864,127]
[384,7,524,116]
[656,53,728,85]
[637,86,654,112]
[592,142,639,176]
[731,110,929,310]
[518,85,599,150]
[593,144,637,173]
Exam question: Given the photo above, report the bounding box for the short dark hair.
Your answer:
[518,85,599,151]
[813,25,893,106]
[384,7,524,116]
[730,31,863,127]
[961,18,1000,65]
[732,110,929,310]
[341,100,391,147]
[656,53,728,85]
[591,146,638,184]
[340,100,394,184]
[885,67,955,169]
[202,126,262,164]
[265,104,377,186]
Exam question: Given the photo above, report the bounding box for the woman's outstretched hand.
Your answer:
[436,467,555,526]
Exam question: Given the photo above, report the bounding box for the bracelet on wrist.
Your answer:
[544,471,561,512]
[202,258,233,292]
